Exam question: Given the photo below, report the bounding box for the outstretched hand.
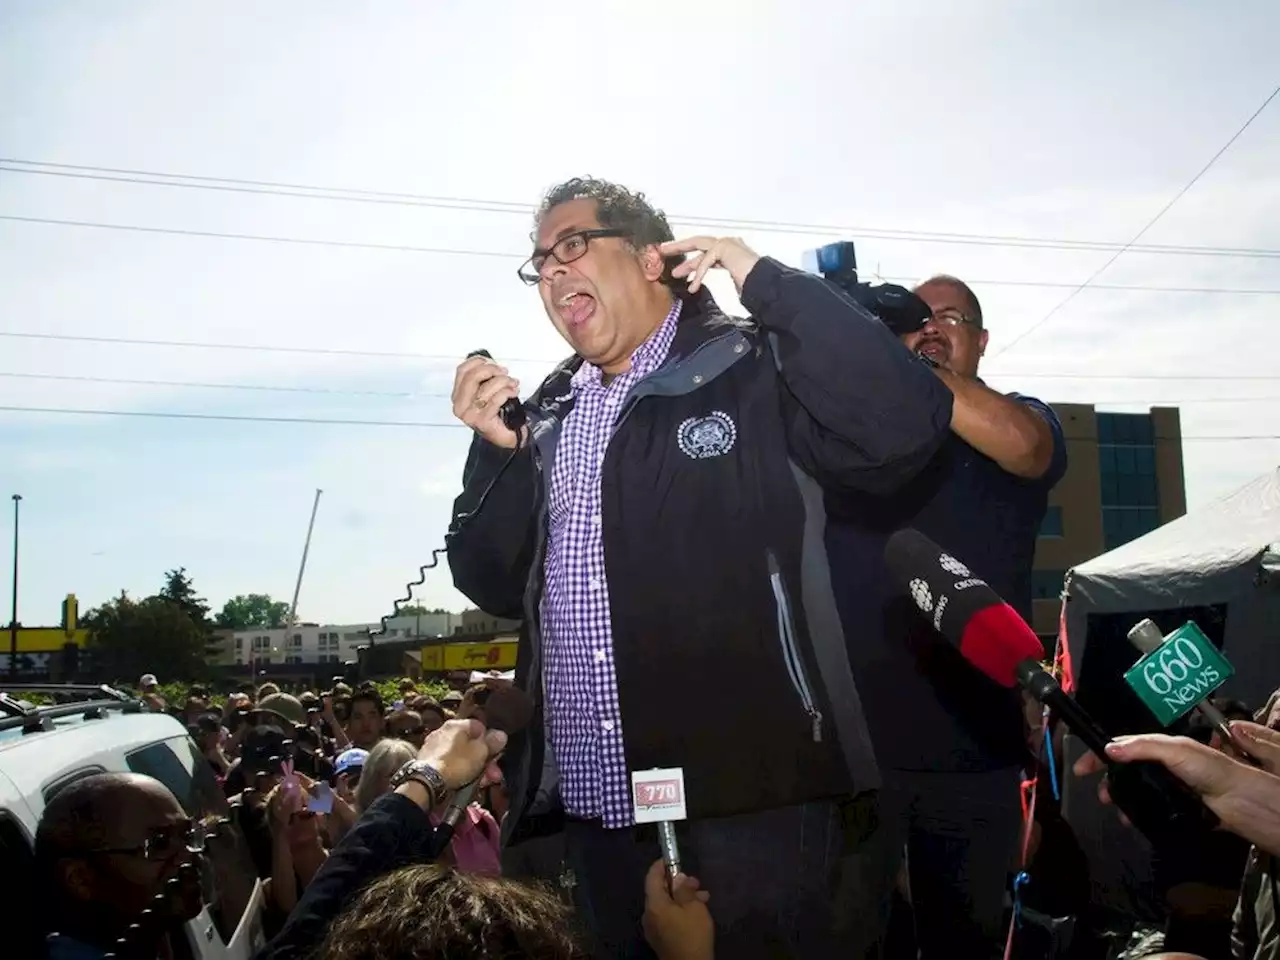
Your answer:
[642,859,713,960]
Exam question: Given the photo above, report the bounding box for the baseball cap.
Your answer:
[334,748,368,776]
[440,690,464,707]
[254,693,307,727]
[139,673,158,688]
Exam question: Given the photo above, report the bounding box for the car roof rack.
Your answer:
[0,683,145,735]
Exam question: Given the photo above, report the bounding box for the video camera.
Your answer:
[803,240,931,336]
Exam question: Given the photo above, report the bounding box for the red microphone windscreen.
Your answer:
[884,528,1045,688]
[958,602,1046,688]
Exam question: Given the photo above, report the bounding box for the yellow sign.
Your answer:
[10,626,90,653]
[441,641,518,671]
[419,645,443,672]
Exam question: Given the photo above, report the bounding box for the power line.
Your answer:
[3,367,1279,406]
[0,402,1277,440]
[0,214,517,261]
[992,82,1280,359]
[2,329,1278,382]
[3,213,1279,298]
[6,157,1280,260]
[0,328,528,361]
[0,370,430,398]
[0,405,460,428]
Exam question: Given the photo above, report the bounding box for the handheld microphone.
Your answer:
[467,349,528,433]
[1127,619,1232,740]
[1126,619,1253,764]
[430,682,534,856]
[884,528,1219,844]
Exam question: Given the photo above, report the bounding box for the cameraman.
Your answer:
[825,272,1067,958]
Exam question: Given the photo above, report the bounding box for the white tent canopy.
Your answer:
[1059,466,1280,919]
[1065,465,1280,706]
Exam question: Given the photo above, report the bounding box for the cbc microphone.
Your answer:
[1126,619,1254,765]
[467,349,528,432]
[884,528,1218,844]
[431,682,534,857]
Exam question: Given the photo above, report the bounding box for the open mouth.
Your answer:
[917,340,948,363]
[556,291,597,327]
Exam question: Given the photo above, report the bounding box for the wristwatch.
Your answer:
[389,760,447,806]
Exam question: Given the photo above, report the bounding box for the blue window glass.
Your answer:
[1103,507,1162,551]
[1136,475,1159,508]
[1115,446,1137,475]
[1122,473,1144,505]
[1132,416,1154,445]
[1039,505,1064,537]
[1100,468,1118,505]
[1097,414,1114,444]
[1098,444,1116,474]
[1134,445,1155,476]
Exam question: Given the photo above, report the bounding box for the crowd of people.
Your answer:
[27,175,1280,959]
[35,675,714,960]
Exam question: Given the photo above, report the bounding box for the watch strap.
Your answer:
[391,760,447,804]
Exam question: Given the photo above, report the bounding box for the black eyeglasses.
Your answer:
[83,818,217,862]
[517,229,627,285]
[930,309,979,329]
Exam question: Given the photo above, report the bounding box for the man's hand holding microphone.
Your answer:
[393,718,508,813]
[451,353,526,449]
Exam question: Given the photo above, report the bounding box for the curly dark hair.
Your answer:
[319,864,582,960]
[536,177,684,290]
[350,686,385,716]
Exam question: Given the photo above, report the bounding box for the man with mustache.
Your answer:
[447,177,955,957]
[826,274,1068,958]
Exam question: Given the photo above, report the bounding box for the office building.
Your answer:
[206,610,461,668]
[1031,406,1187,637]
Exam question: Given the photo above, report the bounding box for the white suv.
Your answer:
[0,685,266,960]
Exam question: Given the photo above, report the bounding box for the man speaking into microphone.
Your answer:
[446,177,954,957]
[826,275,1069,958]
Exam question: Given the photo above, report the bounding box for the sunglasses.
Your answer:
[83,818,220,862]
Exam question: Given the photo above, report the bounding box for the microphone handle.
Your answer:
[1016,660,1219,844]
[430,779,482,858]
[465,349,527,432]
[658,820,682,888]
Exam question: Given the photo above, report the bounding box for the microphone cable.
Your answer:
[369,352,528,641]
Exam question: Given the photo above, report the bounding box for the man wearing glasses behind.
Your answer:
[826,275,1068,958]
[446,177,955,957]
[36,773,209,959]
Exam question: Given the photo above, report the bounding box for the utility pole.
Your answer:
[8,494,20,681]
[283,489,323,661]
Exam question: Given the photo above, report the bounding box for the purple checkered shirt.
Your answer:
[541,299,683,828]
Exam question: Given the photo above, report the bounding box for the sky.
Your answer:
[1,1,1278,626]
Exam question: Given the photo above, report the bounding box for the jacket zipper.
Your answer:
[766,550,823,743]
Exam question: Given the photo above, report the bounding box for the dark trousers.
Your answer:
[837,766,1023,960]
[564,799,877,959]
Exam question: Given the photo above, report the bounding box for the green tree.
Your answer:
[160,568,217,662]
[160,568,212,628]
[83,591,209,683]
[215,593,291,630]
[393,605,450,617]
